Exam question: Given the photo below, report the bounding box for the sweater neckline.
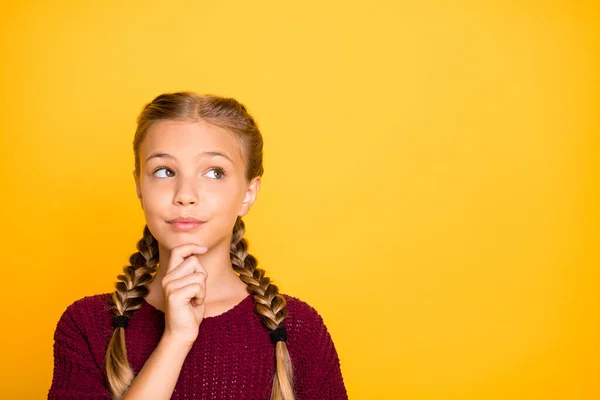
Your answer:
[141,293,255,327]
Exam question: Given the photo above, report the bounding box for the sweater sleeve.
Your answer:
[48,301,111,400]
[289,300,349,400]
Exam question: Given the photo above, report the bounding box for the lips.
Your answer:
[168,217,206,231]
[168,217,204,224]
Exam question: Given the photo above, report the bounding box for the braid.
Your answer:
[105,225,159,400]
[230,217,295,400]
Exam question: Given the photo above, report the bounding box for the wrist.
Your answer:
[160,332,196,351]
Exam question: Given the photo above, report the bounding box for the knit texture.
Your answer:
[48,293,348,399]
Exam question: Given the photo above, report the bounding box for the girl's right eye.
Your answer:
[153,167,175,179]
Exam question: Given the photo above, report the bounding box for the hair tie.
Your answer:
[270,325,287,344]
[113,315,129,329]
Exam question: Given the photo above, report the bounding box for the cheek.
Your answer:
[141,189,172,244]
[141,185,170,215]
[216,190,247,228]
[203,184,243,209]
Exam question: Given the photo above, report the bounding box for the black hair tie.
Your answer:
[270,325,287,344]
[113,315,129,329]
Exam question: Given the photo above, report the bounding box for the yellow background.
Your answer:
[1,1,598,399]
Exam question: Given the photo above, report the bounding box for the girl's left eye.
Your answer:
[206,167,226,179]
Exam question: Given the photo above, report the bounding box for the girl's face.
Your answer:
[134,119,260,251]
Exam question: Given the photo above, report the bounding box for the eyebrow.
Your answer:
[145,151,233,164]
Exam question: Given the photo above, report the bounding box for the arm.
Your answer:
[123,244,208,399]
[305,324,348,400]
[48,305,111,399]
[122,334,192,400]
[291,305,349,400]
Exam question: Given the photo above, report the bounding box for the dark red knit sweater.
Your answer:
[48,293,348,400]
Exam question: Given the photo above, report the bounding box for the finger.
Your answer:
[162,256,208,286]
[164,272,207,295]
[169,283,206,306]
[167,244,208,274]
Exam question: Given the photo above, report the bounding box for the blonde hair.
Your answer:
[105,92,294,400]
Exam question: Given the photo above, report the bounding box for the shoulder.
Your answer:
[66,292,113,311]
[279,293,347,395]
[61,293,113,320]
[55,293,113,339]
[52,293,114,372]
[280,294,331,340]
[281,294,323,322]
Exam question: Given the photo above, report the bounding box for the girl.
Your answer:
[48,92,348,400]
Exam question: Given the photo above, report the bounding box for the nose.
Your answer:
[173,175,200,206]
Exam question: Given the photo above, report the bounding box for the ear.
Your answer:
[238,177,261,217]
[133,170,143,208]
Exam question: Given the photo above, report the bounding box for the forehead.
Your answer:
[141,119,243,164]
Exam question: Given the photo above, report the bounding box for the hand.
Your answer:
[161,243,208,346]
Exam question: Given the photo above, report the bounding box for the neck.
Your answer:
[147,237,248,309]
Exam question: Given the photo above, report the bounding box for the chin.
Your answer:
[150,222,231,251]
[163,234,205,249]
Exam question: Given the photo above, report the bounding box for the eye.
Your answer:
[206,167,226,180]
[153,167,175,179]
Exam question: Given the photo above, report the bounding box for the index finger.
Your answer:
[164,255,209,283]
[167,243,208,274]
